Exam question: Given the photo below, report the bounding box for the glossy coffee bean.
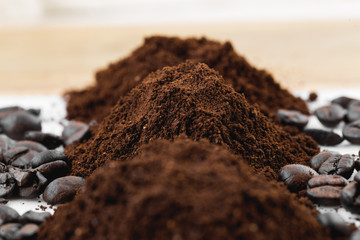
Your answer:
[0,206,20,225]
[318,154,355,179]
[0,223,22,239]
[303,129,343,146]
[347,101,360,122]
[35,160,69,180]
[3,146,29,165]
[341,182,360,214]
[317,212,354,237]
[17,223,38,239]
[343,120,360,144]
[310,151,341,171]
[43,176,85,205]
[62,120,90,146]
[315,104,346,128]
[307,185,343,206]
[279,164,318,192]
[18,172,48,199]
[0,172,16,197]
[276,109,309,128]
[29,150,67,168]
[331,96,358,108]
[10,150,37,168]
[19,210,51,224]
[24,131,63,150]
[0,109,41,140]
[8,167,35,187]
[15,140,47,153]
[308,175,348,189]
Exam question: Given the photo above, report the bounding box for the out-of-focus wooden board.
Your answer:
[0,21,359,94]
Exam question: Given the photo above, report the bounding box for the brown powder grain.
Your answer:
[66,36,309,122]
[39,137,329,240]
[66,61,318,177]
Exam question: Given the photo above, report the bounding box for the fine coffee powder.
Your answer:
[66,36,309,122]
[38,137,329,240]
[67,61,318,177]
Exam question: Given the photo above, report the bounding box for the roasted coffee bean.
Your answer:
[24,131,63,150]
[0,206,20,225]
[308,175,348,188]
[310,151,341,171]
[355,171,360,182]
[303,129,343,146]
[18,172,48,199]
[0,134,15,152]
[17,223,38,239]
[19,210,50,224]
[0,223,22,239]
[8,167,35,187]
[35,160,69,180]
[318,154,355,179]
[307,185,343,206]
[29,150,67,168]
[343,120,360,144]
[276,109,309,128]
[0,109,41,140]
[0,163,7,173]
[15,140,47,153]
[347,101,360,122]
[62,120,90,146]
[279,164,318,192]
[3,146,28,165]
[43,176,85,205]
[341,182,360,214]
[315,104,346,128]
[0,173,15,197]
[317,212,354,237]
[331,96,358,108]
[10,150,37,168]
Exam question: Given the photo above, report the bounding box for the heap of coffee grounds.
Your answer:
[67,61,318,177]
[38,137,329,240]
[66,36,309,122]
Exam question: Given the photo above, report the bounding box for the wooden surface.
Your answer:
[0,21,359,95]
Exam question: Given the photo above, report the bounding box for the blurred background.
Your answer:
[0,0,359,94]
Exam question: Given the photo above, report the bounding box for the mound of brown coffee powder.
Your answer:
[66,36,309,122]
[67,61,318,177]
[39,137,329,240]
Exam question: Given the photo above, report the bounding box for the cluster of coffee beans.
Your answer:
[0,107,88,205]
[0,205,50,240]
[277,96,360,146]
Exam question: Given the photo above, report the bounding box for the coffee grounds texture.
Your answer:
[65,36,309,122]
[39,137,330,240]
[66,61,318,177]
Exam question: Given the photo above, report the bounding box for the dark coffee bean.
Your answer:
[15,140,47,152]
[347,101,360,122]
[303,129,343,146]
[0,173,15,197]
[29,150,67,168]
[17,223,38,239]
[0,109,41,140]
[0,206,20,225]
[310,151,341,171]
[43,176,85,205]
[0,134,15,152]
[315,104,346,128]
[10,150,37,168]
[317,212,354,237]
[331,96,358,108]
[279,164,318,192]
[318,154,355,179]
[62,121,90,146]
[3,146,28,165]
[343,120,360,144]
[0,223,22,239]
[18,172,48,199]
[355,172,360,182]
[307,185,342,206]
[0,163,7,173]
[35,160,69,180]
[341,182,360,214]
[276,109,309,128]
[308,175,348,188]
[8,167,35,187]
[19,210,50,224]
[24,131,63,150]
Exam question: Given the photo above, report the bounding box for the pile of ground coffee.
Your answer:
[66,36,309,122]
[67,61,318,177]
[38,137,329,240]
